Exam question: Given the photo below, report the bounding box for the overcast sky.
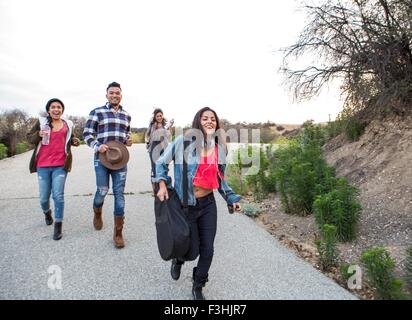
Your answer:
[0,0,343,127]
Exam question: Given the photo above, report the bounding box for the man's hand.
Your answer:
[125,138,133,147]
[98,144,109,153]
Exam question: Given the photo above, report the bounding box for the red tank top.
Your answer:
[193,146,223,190]
[37,122,67,168]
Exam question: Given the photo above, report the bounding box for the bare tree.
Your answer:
[281,0,412,121]
[67,115,87,140]
[0,109,30,156]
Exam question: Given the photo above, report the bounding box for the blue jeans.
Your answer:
[37,167,67,222]
[93,159,127,216]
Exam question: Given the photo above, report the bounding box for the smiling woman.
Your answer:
[26,98,80,241]
[154,106,242,300]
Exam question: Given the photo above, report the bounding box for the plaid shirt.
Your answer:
[83,103,131,154]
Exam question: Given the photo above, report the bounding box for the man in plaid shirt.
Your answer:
[83,82,132,248]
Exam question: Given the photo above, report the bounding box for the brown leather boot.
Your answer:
[93,207,103,230]
[113,216,125,249]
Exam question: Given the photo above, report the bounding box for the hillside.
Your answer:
[323,114,412,273]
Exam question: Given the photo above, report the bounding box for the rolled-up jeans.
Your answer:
[37,166,67,222]
[93,159,127,216]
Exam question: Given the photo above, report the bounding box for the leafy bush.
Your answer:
[345,117,365,142]
[315,224,340,271]
[313,178,361,242]
[273,130,328,215]
[15,142,28,154]
[340,263,355,282]
[245,147,277,201]
[324,120,344,140]
[361,247,407,300]
[0,143,7,160]
[226,163,247,196]
[242,203,262,218]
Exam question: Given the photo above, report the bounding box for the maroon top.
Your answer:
[37,122,67,168]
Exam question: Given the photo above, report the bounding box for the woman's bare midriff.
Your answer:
[194,186,213,199]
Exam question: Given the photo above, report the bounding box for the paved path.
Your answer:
[0,145,356,300]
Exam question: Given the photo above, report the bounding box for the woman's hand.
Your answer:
[157,181,169,202]
[38,130,48,138]
[72,137,81,147]
[233,202,242,212]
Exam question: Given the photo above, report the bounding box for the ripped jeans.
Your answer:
[93,159,127,216]
[37,166,67,222]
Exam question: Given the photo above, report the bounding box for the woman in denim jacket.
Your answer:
[155,107,241,300]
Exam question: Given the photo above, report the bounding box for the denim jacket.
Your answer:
[154,135,241,206]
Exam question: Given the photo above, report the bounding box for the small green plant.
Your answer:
[340,263,355,282]
[406,246,412,291]
[15,142,28,154]
[313,178,361,242]
[361,247,407,300]
[345,117,365,141]
[0,143,7,159]
[315,224,340,271]
[324,119,344,139]
[241,203,262,218]
[245,146,277,201]
[226,163,248,196]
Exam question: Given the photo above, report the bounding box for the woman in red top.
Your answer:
[27,98,80,240]
[157,107,242,300]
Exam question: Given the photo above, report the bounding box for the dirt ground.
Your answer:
[247,114,412,300]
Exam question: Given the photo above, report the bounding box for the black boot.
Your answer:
[192,267,208,300]
[44,210,53,226]
[171,259,184,280]
[53,222,63,240]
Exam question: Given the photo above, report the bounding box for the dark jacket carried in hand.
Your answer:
[27,117,78,173]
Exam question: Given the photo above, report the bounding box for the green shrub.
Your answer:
[288,161,316,215]
[340,263,355,282]
[242,203,262,218]
[0,144,7,160]
[313,178,361,242]
[315,224,340,271]
[274,140,312,214]
[406,246,412,291]
[361,247,407,300]
[345,117,365,142]
[15,142,28,154]
[245,146,277,201]
[226,164,246,195]
[324,119,345,139]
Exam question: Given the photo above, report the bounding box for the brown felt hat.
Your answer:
[99,141,129,170]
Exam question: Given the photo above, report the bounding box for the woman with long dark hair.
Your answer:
[27,98,80,240]
[155,107,241,300]
[145,108,174,194]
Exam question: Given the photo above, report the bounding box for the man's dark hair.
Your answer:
[107,82,121,92]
